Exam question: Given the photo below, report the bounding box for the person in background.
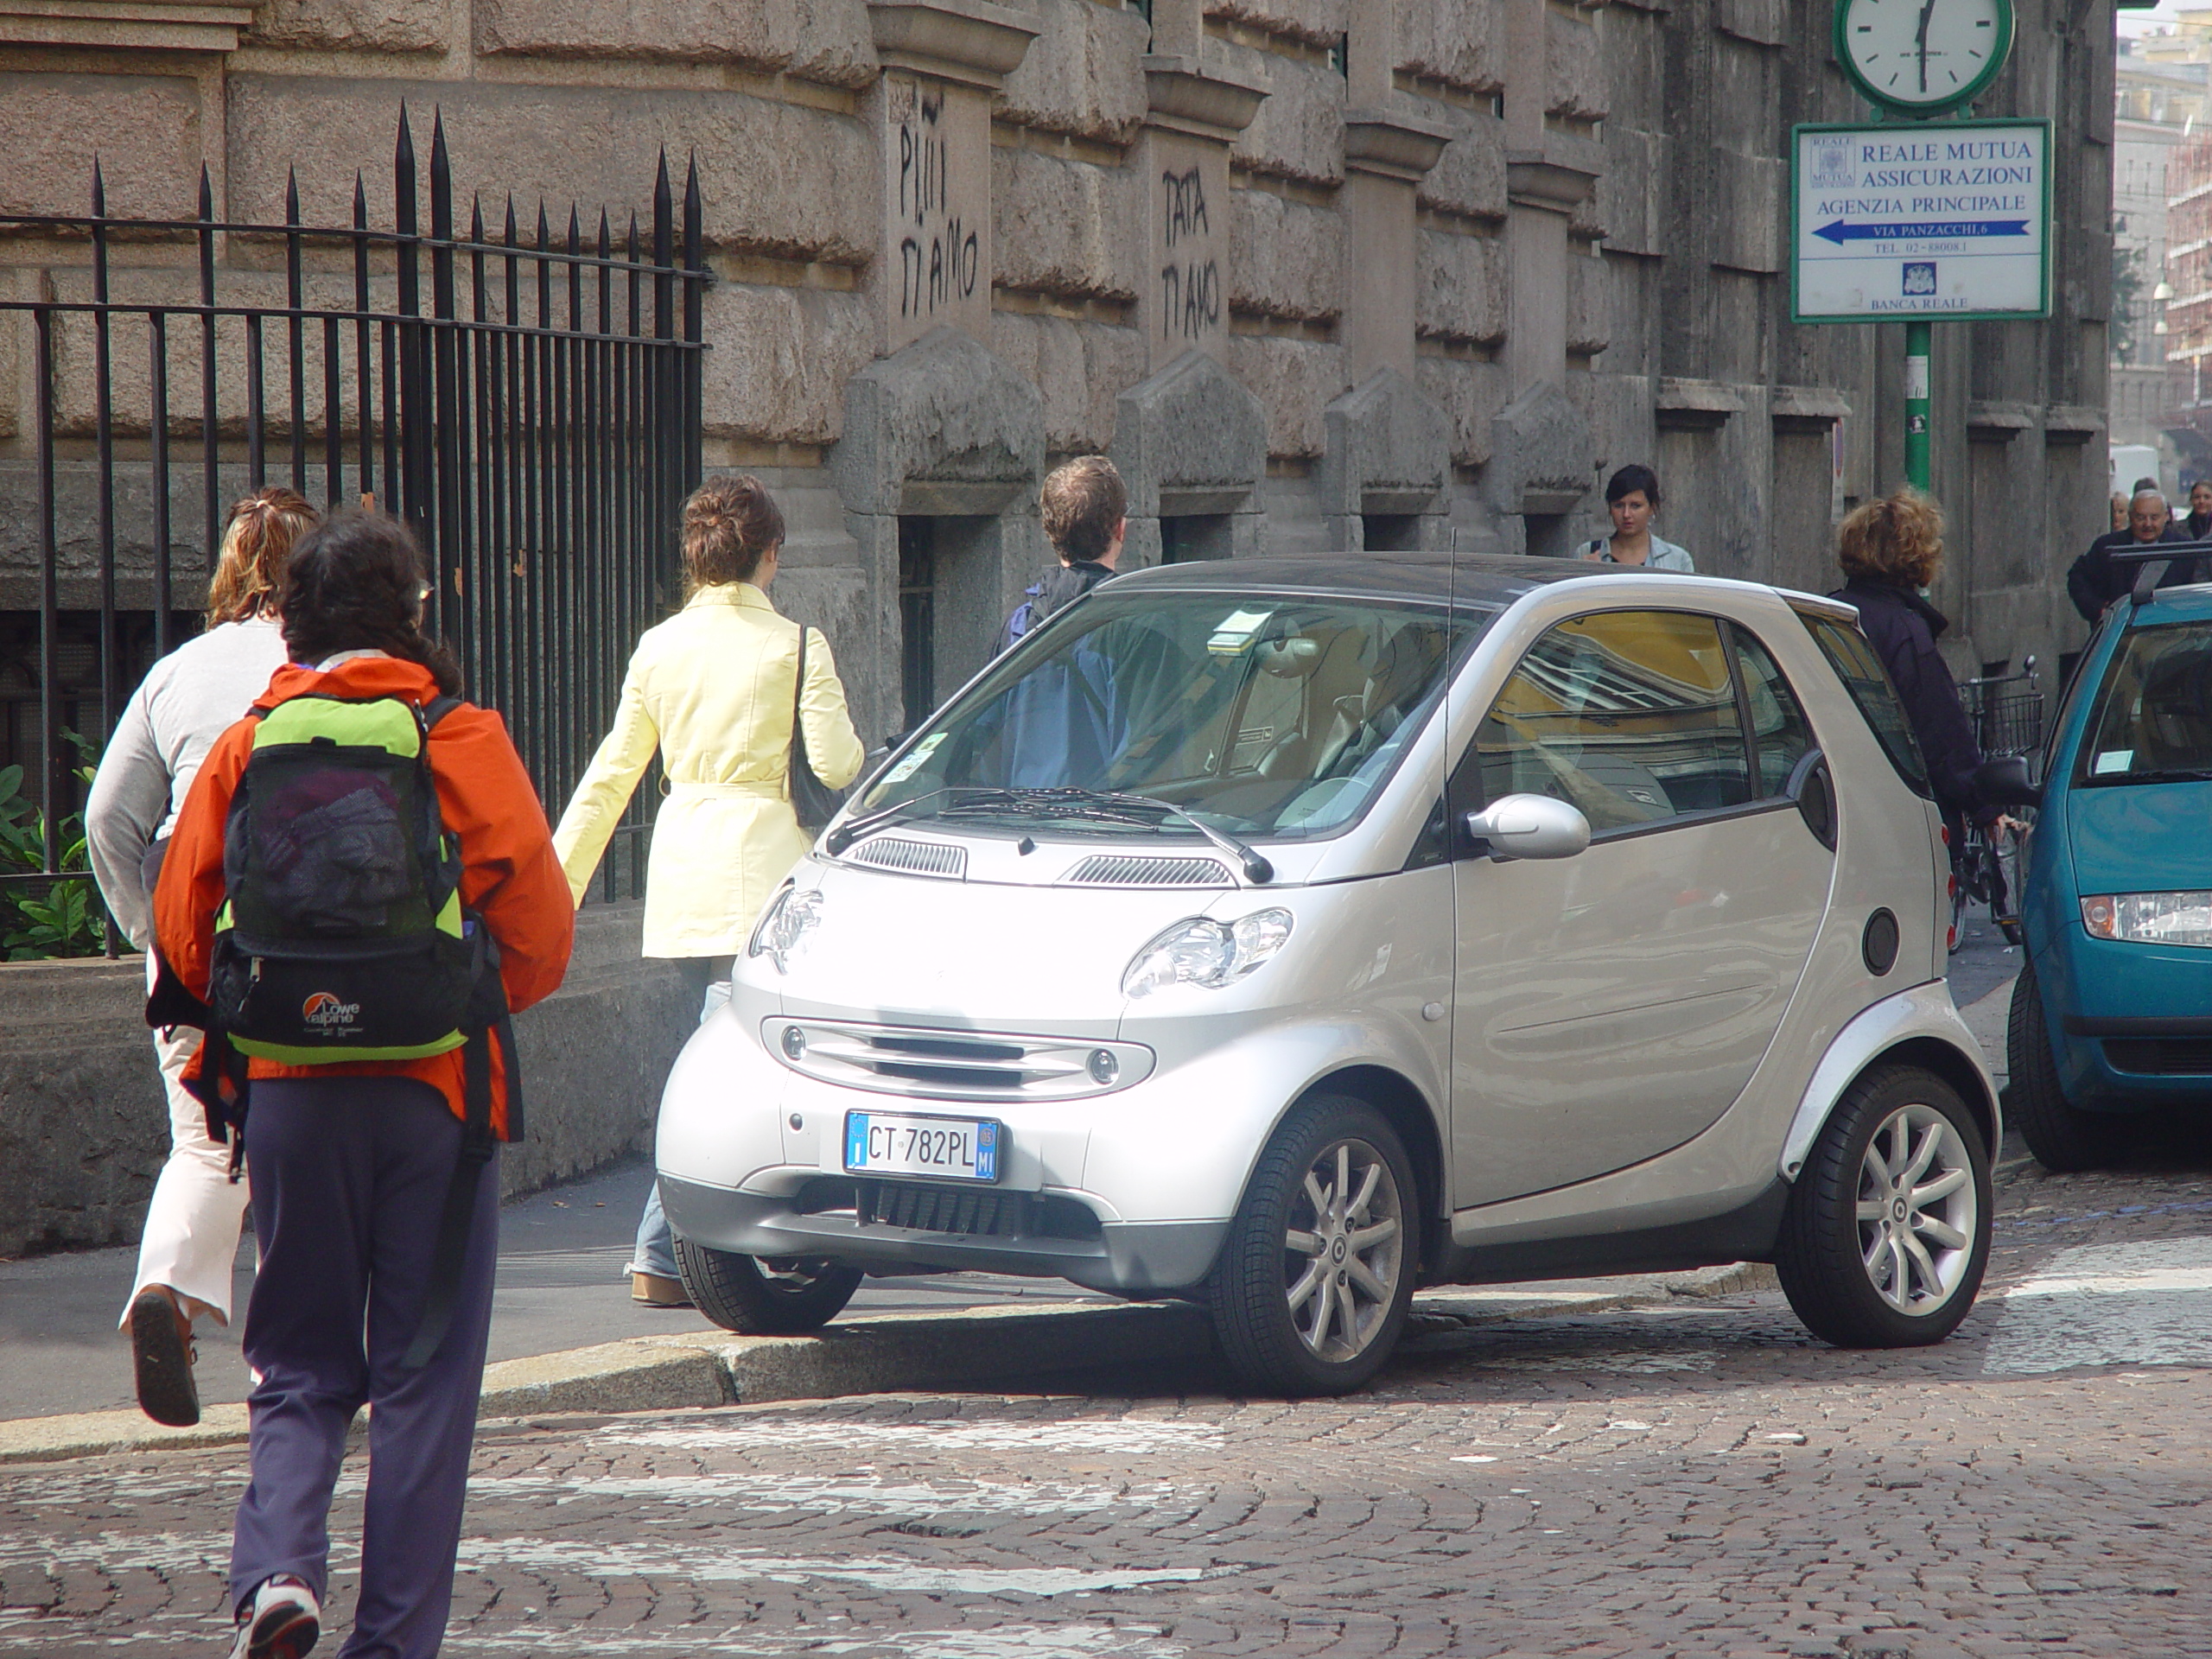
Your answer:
[154,510,572,1659]
[991,456,1132,787]
[1000,455,1128,651]
[84,486,316,1429]
[2068,487,2193,622]
[2185,479,2212,542]
[1832,489,1993,852]
[553,475,865,1308]
[2110,492,2131,533]
[1579,465,1694,570]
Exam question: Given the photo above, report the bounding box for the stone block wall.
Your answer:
[0,0,2116,748]
[0,902,692,1259]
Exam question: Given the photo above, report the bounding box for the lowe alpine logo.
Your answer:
[302,991,362,1030]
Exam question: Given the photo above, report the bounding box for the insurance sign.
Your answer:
[1790,118,2050,323]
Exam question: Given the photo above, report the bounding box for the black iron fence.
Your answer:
[0,108,706,953]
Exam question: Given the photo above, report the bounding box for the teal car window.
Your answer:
[2074,622,2212,786]
[1795,611,1933,797]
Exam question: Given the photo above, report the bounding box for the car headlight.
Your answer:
[2081,892,2212,948]
[1122,909,1294,997]
[748,884,824,972]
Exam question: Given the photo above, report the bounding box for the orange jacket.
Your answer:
[153,653,574,1139]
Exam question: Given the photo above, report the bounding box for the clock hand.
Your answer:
[1914,0,1938,94]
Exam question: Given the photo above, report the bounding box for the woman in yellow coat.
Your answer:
[553,475,866,1305]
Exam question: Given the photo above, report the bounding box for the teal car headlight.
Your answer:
[2081,892,2212,948]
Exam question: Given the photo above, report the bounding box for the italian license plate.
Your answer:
[844,1111,1001,1183]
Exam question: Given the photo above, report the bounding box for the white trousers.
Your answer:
[121,957,251,1328]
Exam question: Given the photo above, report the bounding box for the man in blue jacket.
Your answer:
[993,457,1128,786]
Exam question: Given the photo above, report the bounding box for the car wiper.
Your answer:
[1001,786,1275,883]
[823,787,1023,856]
[829,785,1274,883]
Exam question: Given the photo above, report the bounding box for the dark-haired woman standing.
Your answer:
[1579,464,1695,570]
[553,475,865,1307]
[154,511,572,1659]
[87,486,317,1428]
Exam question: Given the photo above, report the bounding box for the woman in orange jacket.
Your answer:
[155,510,572,1659]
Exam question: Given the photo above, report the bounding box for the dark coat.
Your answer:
[1835,578,1985,819]
[2066,526,2196,623]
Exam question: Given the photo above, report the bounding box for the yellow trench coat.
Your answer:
[552,581,867,957]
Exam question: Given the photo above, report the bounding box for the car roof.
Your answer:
[1105,552,1652,609]
[2127,582,2212,626]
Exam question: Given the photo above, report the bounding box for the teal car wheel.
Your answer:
[2007,961,2130,1173]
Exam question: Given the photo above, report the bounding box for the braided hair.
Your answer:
[277,510,464,697]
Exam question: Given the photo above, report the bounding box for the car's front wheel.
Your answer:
[1209,1095,1417,1397]
[2007,961,2126,1173]
[1775,1065,1992,1348]
[674,1239,863,1335]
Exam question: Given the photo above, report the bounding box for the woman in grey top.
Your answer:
[84,486,315,1427]
[1580,464,1694,571]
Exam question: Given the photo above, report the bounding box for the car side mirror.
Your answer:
[1974,753,2041,808]
[1787,749,1838,852]
[1464,793,1592,861]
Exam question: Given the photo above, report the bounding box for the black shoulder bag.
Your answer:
[789,626,847,830]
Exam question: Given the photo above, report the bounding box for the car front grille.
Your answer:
[767,1019,1153,1101]
[844,836,968,878]
[2104,1038,2212,1076]
[1062,854,1231,887]
[791,1176,1103,1242]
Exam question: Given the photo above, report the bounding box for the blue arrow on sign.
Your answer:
[1814,219,2031,245]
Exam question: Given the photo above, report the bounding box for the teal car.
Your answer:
[2010,569,2212,1169]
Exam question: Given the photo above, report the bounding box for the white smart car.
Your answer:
[656,556,2014,1395]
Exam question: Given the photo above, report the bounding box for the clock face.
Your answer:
[1837,0,2012,111]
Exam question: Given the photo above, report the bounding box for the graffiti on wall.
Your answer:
[893,79,978,322]
[1158,166,1220,344]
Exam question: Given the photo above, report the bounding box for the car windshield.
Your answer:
[858,589,1495,842]
[2075,620,2212,786]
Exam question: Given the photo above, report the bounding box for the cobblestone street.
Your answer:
[9,1132,2212,1659]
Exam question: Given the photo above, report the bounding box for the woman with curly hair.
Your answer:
[553,474,866,1307]
[86,485,317,1428]
[1832,487,1990,835]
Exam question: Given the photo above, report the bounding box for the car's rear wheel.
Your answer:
[1775,1065,1991,1348]
[674,1238,863,1335]
[1209,1095,1417,1397]
[2007,960,2126,1172]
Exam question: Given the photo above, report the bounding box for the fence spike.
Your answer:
[472,194,485,242]
[504,194,518,245]
[537,199,550,248]
[199,162,212,221]
[285,167,300,226]
[92,156,105,217]
[354,170,367,226]
[429,109,453,241]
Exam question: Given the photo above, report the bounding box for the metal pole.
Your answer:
[1904,317,1931,493]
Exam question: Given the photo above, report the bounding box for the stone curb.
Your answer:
[0,1262,1779,1465]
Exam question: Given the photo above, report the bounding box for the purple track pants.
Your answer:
[231,1075,500,1659]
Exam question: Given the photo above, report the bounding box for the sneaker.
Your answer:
[228,1576,319,1659]
[129,1287,200,1428]
[631,1271,692,1307]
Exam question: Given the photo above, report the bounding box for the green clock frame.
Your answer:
[1832,0,2015,117]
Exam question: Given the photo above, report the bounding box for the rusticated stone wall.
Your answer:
[0,0,2116,741]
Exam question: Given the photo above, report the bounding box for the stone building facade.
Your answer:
[1,0,2115,742]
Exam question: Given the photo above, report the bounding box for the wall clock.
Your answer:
[1834,0,2013,113]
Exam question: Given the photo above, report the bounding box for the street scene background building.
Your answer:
[1,0,2113,747]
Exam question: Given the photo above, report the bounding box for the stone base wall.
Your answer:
[0,900,691,1259]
